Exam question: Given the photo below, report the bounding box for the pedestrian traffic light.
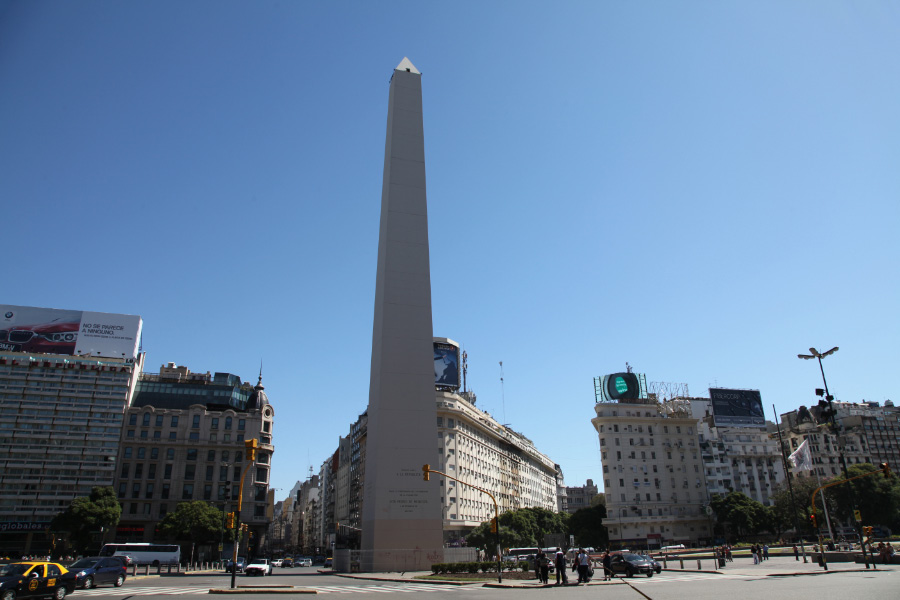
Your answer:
[809,514,817,528]
[422,464,430,481]
[245,438,258,461]
[880,462,893,478]
[226,512,235,529]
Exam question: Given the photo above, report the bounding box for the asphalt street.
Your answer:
[62,564,898,600]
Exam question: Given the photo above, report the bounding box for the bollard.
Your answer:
[131,564,137,576]
[663,556,667,569]
[144,565,149,576]
[697,559,701,570]
[157,564,161,575]
[680,558,684,569]
[167,564,172,574]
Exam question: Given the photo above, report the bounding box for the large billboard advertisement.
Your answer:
[0,305,142,359]
[434,341,460,389]
[710,388,765,427]
[598,372,645,402]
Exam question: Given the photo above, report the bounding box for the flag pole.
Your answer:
[774,405,807,562]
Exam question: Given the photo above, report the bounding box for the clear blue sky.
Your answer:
[2,1,898,499]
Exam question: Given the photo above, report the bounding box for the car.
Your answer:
[281,558,293,568]
[0,561,75,600]
[645,556,662,574]
[224,557,246,573]
[322,558,332,568]
[297,558,312,568]
[65,557,127,589]
[0,321,80,354]
[270,559,283,568]
[607,552,655,578]
[244,559,272,577]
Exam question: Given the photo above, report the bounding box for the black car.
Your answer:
[66,558,126,589]
[0,562,75,600]
[607,552,655,578]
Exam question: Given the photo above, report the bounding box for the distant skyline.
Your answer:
[2,1,897,500]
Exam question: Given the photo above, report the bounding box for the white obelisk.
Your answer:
[360,58,443,572]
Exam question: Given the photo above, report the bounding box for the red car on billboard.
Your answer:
[0,319,79,354]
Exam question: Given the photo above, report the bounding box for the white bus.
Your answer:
[100,543,181,566]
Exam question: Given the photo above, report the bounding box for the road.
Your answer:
[69,566,898,600]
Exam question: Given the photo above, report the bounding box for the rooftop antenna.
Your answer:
[499,361,507,425]
[626,362,632,374]
[462,350,468,393]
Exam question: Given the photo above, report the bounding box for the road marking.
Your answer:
[76,587,203,595]
[630,573,760,584]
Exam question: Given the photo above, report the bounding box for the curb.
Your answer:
[208,588,316,594]
[331,573,472,586]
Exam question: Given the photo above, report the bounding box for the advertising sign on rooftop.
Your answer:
[0,305,142,359]
[434,340,460,390]
[596,372,647,403]
[710,388,765,427]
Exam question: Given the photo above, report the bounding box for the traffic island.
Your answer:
[208,586,316,594]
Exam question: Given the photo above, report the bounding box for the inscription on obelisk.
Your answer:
[360,58,443,571]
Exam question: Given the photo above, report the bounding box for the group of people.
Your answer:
[532,548,616,585]
[749,543,770,564]
[876,542,895,564]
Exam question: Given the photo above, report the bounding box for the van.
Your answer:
[661,544,685,552]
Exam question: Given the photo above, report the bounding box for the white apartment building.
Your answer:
[436,390,559,544]
[684,397,785,505]
[593,398,712,548]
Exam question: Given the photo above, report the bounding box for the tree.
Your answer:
[568,504,608,549]
[770,476,838,536]
[465,507,570,551]
[51,486,121,555]
[827,463,900,531]
[710,491,769,539]
[157,501,225,545]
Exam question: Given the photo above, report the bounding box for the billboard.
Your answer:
[434,341,460,389]
[0,305,142,359]
[710,388,765,427]
[599,372,644,402]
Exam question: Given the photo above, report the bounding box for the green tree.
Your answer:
[466,507,570,551]
[770,476,838,536]
[827,463,900,530]
[51,486,121,555]
[567,504,608,549]
[157,501,226,545]
[710,491,769,539]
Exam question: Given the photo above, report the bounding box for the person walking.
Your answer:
[537,549,550,584]
[576,548,591,584]
[602,551,612,581]
[751,544,759,565]
[763,544,769,561]
[793,544,799,561]
[555,548,567,586]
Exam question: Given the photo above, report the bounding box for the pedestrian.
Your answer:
[537,549,550,584]
[533,552,541,581]
[726,545,733,562]
[576,548,591,584]
[793,544,799,561]
[602,551,612,581]
[555,548,567,585]
[751,544,759,565]
[763,544,769,561]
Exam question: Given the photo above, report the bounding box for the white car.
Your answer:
[244,559,272,576]
[298,558,313,567]
[270,559,283,568]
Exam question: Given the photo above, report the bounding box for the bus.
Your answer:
[100,543,181,566]
[506,547,540,562]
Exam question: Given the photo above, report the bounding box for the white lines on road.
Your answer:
[629,573,761,585]
[75,583,465,596]
[76,587,202,595]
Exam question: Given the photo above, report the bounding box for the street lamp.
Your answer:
[797,346,871,568]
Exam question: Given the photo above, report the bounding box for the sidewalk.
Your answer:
[327,554,894,588]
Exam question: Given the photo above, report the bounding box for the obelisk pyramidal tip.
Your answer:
[360,59,442,571]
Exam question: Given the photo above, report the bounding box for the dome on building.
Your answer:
[248,374,269,410]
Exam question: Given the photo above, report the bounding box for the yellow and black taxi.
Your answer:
[0,562,75,600]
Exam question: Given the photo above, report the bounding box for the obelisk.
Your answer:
[360,58,443,571]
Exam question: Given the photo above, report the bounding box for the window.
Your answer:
[182,484,193,500]
[184,465,195,480]
[140,430,148,439]
[169,431,176,440]
[192,415,201,428]
[220,467,229,481]
[124,447,132,459]
[129,503,137,514]
[233,466,241,480]
[132,483,140,498]
[135,464,143,478]
[164,464,172,479]
[187,449,197,461]
[207,450,215,461]
[162,484,170,499]
[137,447,146,459]
[120,464,129,478]
[263,421,270,433]
[234,452,242,463]
[167,448,174,460]
[209,432,217,441]
[203,485,212,500]
[222,451,230,462]
[118,483,126,498]
[142,413,150,426]
[437,417,443,427]
[148,464,156,479]
[153,431,161,439]
[238,419,246,430]
[206,466,213,481]
[171,416,179,427]
[189,432,199,441]
[126,430,135,438]
[225,417,233,430]
[211,418,219,429]
[256,467,267,483]
[129,414,137,426]
[155,415,163,427]
[159,504,168,517]
[145,483,154,499]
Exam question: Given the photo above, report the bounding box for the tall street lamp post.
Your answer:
[797,346,871,569]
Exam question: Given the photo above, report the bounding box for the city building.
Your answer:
[111,363,274,558]
[0,305,143,554]
[564,479,598,514]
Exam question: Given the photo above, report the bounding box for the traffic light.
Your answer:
[863,526,874,538]
[245,438,258,461]
[490,517,498,533]
[223,482,231,499]
[423,464,430,481]
[226,512,235,529]
[817,399,836,421]
[809,514,818,529]
[881,462,893,478]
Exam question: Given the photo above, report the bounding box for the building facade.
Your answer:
[564,479,598,514]
[111,364,274,558]
[0,351,143,554]
[593,397,712,548]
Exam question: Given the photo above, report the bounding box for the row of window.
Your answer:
[125,429,249,442]
[129,413,248,430]
[122,447,245,462]
[121,501,266,518]
[117,479,269,501]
